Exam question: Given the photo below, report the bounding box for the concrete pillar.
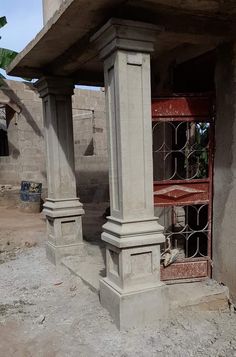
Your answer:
[213,42,236,303]
[35,77,84,265]
[92,19,168,330]
[42,0,63,25]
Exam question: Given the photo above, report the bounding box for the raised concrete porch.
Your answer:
[62,247,229,312]
[62,204,230,322]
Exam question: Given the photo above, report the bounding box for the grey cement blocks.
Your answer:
[0,79,108,204]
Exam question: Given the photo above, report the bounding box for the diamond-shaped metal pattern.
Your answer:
[154,185,205,200]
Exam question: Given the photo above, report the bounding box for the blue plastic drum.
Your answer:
[20,181,42,202]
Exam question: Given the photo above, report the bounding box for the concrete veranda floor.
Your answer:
[1,205,236,356]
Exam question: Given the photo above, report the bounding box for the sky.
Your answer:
[0,1,99,89]
[1,1,43,52]
[0,1,43,79]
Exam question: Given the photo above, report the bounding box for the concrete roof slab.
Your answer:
[7,0,236,84]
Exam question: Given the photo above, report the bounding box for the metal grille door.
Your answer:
[152,96,214,281]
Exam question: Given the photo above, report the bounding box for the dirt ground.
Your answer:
[1,206,236,357]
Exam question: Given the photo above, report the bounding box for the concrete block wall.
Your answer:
[0,80,46,186]
[72,88,109,202]
[213,42,236,303]
[0,80,109,203]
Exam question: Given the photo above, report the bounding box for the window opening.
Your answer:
[0,105,9,156]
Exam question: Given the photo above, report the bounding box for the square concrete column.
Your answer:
[92,19,168,329]
[35,77,84,265]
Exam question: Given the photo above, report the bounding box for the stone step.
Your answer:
[168,280,229,312]
[62,244,230,313]
[62,243,105,293]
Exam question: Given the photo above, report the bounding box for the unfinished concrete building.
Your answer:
[6,0,236,329]
[0,80,108,204]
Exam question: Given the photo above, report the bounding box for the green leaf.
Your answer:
[0,47,18,70]
[0,16,31,81]
[0,16,7,29]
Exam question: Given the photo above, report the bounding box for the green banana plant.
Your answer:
[0,16,7,28]
[0,16,18,77]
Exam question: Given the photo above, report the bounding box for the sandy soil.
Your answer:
[1,206,236,357]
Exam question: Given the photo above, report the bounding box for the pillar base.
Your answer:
[100,278,169,330]
[46,241,85,266]
[44,198,84,265]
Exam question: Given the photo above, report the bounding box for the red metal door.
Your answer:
[152,96,214,282]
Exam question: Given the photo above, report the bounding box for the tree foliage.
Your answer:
[0,16,18,74]
[0,16,7,29]
[0,48,18,71]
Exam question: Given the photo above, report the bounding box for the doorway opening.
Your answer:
[152,50,216,281]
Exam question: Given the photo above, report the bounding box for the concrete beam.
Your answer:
[43,0,63,25]
[7,0,124,79]
[7,0,236,83]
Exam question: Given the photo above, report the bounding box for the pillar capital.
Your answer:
[91,18,162,59]
[34,76,74,98]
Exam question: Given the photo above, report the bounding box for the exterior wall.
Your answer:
[72,88,109,202]
[0,80,108,203]
[213,42,236,303]
[0,80,45,186]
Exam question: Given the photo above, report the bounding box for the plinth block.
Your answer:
[100,278,169,330]
[46,241,84,265]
